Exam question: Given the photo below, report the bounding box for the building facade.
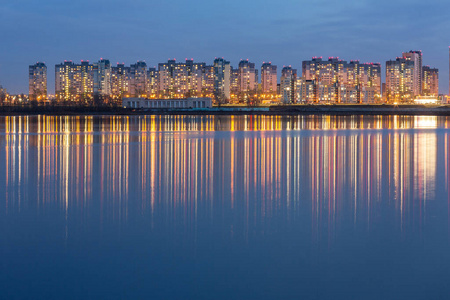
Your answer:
[280,66,297,104]
[261,62,277,95]
[237,60,258,102]
[422,66,439,96]
[130,61,148,98]
[111,63,131,98]
[402,50,422,96]
[213,58,231,103]
[93,59,111,96]
[55,61,76,101]
[122,97,212,109]
[55,60,94,102]
[202,65,215,97]
[385,57,415,103]
[300,57,381,103]
[158,59,205,99]
[29,62,47,101]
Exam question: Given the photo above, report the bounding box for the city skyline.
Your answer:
[1,0,450,94]
[23,53,440,105]
[1,51,446,96]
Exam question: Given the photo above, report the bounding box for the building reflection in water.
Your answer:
[0,115,448,242]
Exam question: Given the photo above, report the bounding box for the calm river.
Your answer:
[1,115,450,299]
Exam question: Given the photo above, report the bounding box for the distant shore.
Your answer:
[1,104,450,116]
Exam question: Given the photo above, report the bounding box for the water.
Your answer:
[1,115,450,299]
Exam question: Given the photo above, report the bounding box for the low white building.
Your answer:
[414,96,441,105]
[122,97,213,109]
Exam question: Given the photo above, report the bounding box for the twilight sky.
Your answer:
[1,0,450,94]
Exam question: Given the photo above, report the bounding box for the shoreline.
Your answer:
[1,104,450,116]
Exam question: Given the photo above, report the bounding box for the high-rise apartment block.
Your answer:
[422,66,439,96]
[55,59,159,101]
[29,62,47,101]
[281,66,297,104]
[56,59,113,102]
[385,57,415,103]
[302,57,335,85]
[261,62,277,94]
[213,58,231,103]
[111,63,131,98]
[295,79,311,103]
[230,67,239,98]
[300,57,381,103]
[158,59,205,98]
[237,60,258,96]
[55,61,77,101]
[402,50,422,96]
[55,60,96,102]
[185,59,204,97]
[76,61,95,100]
[131,61,148,97]
[384,50,438,102]
[202,65,215,97]
[93,59,111,96]
[147,67,158,97]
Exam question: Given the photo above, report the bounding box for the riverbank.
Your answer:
[2,104,450,116]
[270,104,450,116]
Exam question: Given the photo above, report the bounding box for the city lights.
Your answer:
[2,50,445,107]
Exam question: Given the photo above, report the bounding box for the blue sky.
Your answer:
[1,0,450,94]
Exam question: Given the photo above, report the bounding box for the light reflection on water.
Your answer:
[1,115,450,299]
